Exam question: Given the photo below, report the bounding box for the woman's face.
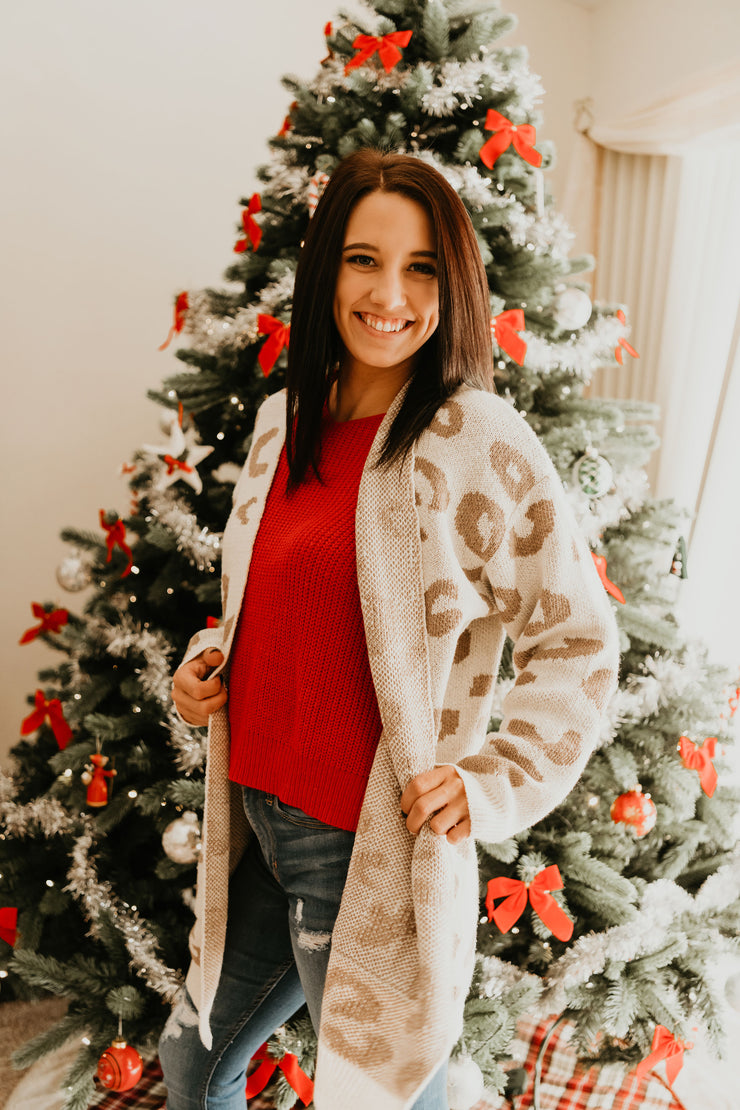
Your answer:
[332,190,440,386]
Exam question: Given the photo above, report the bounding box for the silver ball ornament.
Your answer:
[447,1054,484,1110]
[553,287,592,331]
[162,811,202,864]
[56,550,93,592]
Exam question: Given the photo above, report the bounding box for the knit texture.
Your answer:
[227,412,384,832]
[179,383,620,1110]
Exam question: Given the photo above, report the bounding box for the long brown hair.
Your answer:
[286,149,493,485]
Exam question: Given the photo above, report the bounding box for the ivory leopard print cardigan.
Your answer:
[177,382,619,1110]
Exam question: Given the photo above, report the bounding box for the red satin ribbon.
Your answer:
[491,309,527,365]
[20,603,69,645]
[345,30,413,74]
[679,736,717,797]
[480,109,542,169]
[486,864,574,942]
[245,1043,314,1106]
[635,1025,688,1086]
[163,455,194,475]
[234,194,262,253]
[21,690,73,750]
[257,315,290,375]
[0,907,18,947]
[158,292,189,351]
[614,309,639,364]
[591,552,626,604]
[100,511,133,578]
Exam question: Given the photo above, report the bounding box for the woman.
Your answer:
[159,149,619,1110]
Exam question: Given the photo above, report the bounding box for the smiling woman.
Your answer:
[160,149,619,1110]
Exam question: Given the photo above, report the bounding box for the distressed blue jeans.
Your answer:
[159,786,448,1109]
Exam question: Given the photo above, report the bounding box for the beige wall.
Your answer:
[1,0,737,765]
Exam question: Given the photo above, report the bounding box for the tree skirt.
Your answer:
[85,1018,686,1110]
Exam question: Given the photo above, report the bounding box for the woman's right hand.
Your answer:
[172,648,227,726]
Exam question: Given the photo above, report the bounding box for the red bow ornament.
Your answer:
[480,109,542,170]
[158,292,189,351]
[257,315,290,375]
[20,603,69,645]
[486,864,574,942]
[234,194,262,253]
[246,1043,314,1106]
[679,735,717,797]
[0,907,18,947]
[163,455,194,476]
[21,690,73,750]
[614,309,639,365]
[491,310,527,366]
[345,30,413,74]
[635,1025,689,1086]
[100,511,134,578]
[591,552,626,604]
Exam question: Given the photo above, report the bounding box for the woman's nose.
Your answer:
[370,267,406,310]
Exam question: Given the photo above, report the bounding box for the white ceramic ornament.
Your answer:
[573,451,613,498]
[725,970,740,1012]
[553,287,592,331]
[162,811,202,864]
[447,1054,485,1110]
[56,550,93,592]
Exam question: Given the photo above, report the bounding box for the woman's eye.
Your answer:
[347,253,375,267]
[410,262,437,276]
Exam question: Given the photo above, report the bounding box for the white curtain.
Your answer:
[562,60,740,665]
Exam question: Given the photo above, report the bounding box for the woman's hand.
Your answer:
[172,648,227,726]
[400,766,471,844]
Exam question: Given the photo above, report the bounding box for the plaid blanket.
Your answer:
[87,1019,686,1109]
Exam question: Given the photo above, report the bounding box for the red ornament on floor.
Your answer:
[610,788,657,837]
[97,1039,143,1091]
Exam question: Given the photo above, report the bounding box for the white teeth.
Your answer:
[358,313,408,333]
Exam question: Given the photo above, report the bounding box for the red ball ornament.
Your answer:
[610,788,657,837]
[97,1038,143,1091]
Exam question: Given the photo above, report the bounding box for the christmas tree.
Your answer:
[2,2,739,1108]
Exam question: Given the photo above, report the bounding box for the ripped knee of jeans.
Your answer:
[293,898,332,952]
[160,987,200,1044]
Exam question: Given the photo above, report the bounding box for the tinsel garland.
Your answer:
[166,706,207,773]
[0,772,77,838]
[104,616,174,704]
[522,315,631,381]
[144,491,222,572]
[182,274,295,359]
[421,56,544,117]
[65,825,182,1000]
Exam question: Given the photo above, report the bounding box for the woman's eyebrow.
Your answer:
[342,241,437,258]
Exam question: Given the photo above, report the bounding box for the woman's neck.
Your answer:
[328,365,410,422]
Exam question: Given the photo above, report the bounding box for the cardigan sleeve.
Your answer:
[451,468,620,844]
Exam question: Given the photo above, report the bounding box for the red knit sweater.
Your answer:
[227,411,385,832]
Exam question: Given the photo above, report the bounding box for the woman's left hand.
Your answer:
[400,766,471,844]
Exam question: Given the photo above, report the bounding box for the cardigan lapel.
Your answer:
[219,396,287,660]
[355,384,437,787]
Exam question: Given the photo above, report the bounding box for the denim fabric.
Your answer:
[159,786,448,1110]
